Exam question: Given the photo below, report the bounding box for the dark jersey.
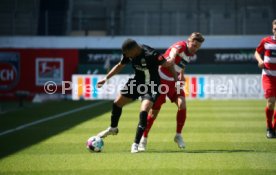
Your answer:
[120,44,166,84]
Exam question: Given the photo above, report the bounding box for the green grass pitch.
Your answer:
[0,100,275,175]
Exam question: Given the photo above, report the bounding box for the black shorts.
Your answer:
[120,78,160,102]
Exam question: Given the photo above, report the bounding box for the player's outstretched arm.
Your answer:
[97,63,125,88]
[254,51,264,69]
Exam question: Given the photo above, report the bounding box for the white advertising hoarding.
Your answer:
[72,74,263,100]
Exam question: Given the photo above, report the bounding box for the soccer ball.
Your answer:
[86,136,104,152]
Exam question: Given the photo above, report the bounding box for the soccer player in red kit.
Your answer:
[138,32,205,151]
[255,19,276,138]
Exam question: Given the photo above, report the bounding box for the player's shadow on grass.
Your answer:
[184,149,256,153]
[0,100,114,159]
[147,149,257,154]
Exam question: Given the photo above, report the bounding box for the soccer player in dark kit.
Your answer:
[96,38,178,153]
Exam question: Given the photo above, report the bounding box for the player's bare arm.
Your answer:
[158,54,178,81]
[180,69,185,81]
[165,63,178,82]
[168,47,179,61]
[176,69,185,88]
[97,63,125,88]
[163,47,182,82]
[254,51,264,69]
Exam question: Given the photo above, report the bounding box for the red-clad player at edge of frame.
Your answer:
[255,19,276,139]
[138,32,205,151]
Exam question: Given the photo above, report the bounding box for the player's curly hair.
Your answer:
[188,32,205,43]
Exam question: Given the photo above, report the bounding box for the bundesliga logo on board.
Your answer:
[36,58,64,86]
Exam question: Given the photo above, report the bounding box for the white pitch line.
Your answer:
[0,101,108,137]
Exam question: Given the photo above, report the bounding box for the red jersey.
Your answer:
[256,36,276,77]
[159,41,193,81]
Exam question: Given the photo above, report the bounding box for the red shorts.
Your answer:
[262,75,276,98]
[152,79,185,110]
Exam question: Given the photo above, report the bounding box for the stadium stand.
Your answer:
[0,0,275,36]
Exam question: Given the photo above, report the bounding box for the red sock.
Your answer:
[143,115,156,137]
[273,111,276,130]
[176,109,186,134]
[265,107,274,129]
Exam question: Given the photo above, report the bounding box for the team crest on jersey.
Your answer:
[141,58,147,67]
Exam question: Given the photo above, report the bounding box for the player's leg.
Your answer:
[272,78,276,133]
[273,102,276,132]
[266,97,276,138]
[143,79,171,139]
[175,96,187,133]
[97,94,133,138]
[174,95,186,148]
[138,93,166,151]
[143,90,167,138]
[138,108,160,151]
[112,94,133,126]
[263,76,276,138]
[143,109,160,137]
[143,79,169,138]
[131,99,153,153]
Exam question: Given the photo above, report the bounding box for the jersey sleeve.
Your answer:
[256,38,265,54]
[173,43,185,54]
[168,43,186,59]
[147,46,166,65]
[119,54,130,65]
